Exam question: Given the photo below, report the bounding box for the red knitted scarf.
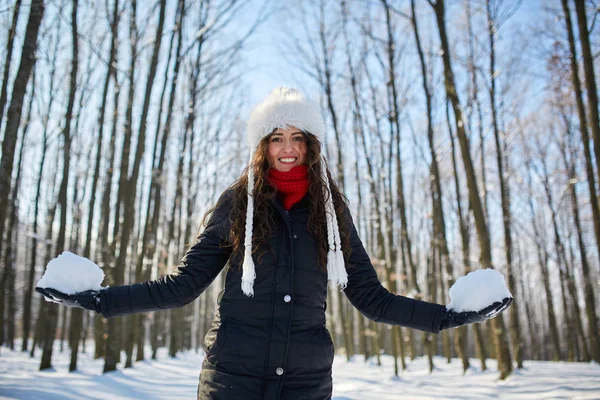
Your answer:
[268,165,309,210]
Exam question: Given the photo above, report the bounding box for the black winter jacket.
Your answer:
[99,190,445,400]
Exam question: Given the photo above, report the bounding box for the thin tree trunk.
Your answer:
[486,0,523,369]
[3,75,33,349]
[127,0,183,367]
[23,67,52,352]
[41,0,76,370]
[412,0,468,371]
[431,0,512,378]
[574,0,600,193]
[316,0,344,191]
[446,97,483,371]
[23,20,61,340]
[0,0,44,348]
[559,116,591,361]
[62,0,81,372]
[517,243,539,360]
[31,195,58,358]
[526,164,561,361]
[103,0,137,371]
[564,0,600,362]
[105,0,166,372]
[0,0,22,129]
[381,0,419,297]
[424,246,435,373]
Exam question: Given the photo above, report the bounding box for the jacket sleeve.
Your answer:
[342,207,445,333]
[99,190,233,318]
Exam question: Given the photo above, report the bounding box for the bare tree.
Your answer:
[40,0,77,371]
[104,0,166,373]
[0,0,22,129]
[573,0,600,190]
[0,1,45,347]
[429,0,513,378]
[127,0,185,366]
[2,72,34,349]
[486,0,523,369]
[562,0,600,362]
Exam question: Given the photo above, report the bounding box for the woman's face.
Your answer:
[267,126,307,172]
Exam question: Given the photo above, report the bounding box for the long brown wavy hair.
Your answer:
[203,131,351,270]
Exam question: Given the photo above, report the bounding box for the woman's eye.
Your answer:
[293,136,305,141]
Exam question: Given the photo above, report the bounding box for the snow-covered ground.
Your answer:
[1,341,599,399]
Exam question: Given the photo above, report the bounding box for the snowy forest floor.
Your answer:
[1,341,600,399]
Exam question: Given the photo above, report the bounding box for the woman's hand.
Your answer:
[439,297,513,330]
[35,287,102,313]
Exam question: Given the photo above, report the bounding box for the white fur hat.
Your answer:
[241,87,347,297]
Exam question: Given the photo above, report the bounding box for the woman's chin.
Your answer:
[274,163,296,172]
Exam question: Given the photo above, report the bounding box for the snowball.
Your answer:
[447,269,512,312]
[36,251,104,295]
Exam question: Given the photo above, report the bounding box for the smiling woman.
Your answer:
[36,87,512,400]
[267,128,307,172]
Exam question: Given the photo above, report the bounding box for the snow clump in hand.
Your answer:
[446,269,511,312]
[36,251,104,295]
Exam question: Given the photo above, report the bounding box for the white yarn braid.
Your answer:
[321,157,348,289]
[241,150,256,296]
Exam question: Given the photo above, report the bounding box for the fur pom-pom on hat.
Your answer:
[241,86,347,297]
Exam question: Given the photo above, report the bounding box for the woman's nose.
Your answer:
[283,139,293,151]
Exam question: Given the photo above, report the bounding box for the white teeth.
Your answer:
[279,158,297,163]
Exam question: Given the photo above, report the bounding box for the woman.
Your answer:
[37,87,512,400]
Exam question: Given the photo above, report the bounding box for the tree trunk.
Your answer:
[64,0,81,372]
[41,0,75,370]
[412,0,468,371]
[0,0,44,349]
[105,0,166,372]
[446,97,483,371]
[559,117,591,361]
[23,69,52,352]
[574,0,600,193]
[103,0,137,372]
[2,76,33,349]
[431,0,512,378]
[127,0,184,366]
[564,0,600,362]
[0,0,22,129]
[526,165,561,361]
[23,16,61,348]
[95,14,122,360]
[486,0,523,369]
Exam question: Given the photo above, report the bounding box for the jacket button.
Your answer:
[276,367,284,375]
[284,295,291,303]
[293,234,298,239]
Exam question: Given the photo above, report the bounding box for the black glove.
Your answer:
[439,297,513,331]
[35,287,102,314]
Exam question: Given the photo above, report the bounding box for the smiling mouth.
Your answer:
[279,157,297,163]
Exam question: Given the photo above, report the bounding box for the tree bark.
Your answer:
[486,0,523,369]
[526,164,561,361]
[65,0,82,372]
[563,0,600,362]
[2,73,33,349]
[41,0,76,370]
[0,1,44,348]
[23,58,54,351]
[430,0,512,378]
[559,116,591,361]
[104,0,166,372]
[0,0,22,129]
[574,0,600,192]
